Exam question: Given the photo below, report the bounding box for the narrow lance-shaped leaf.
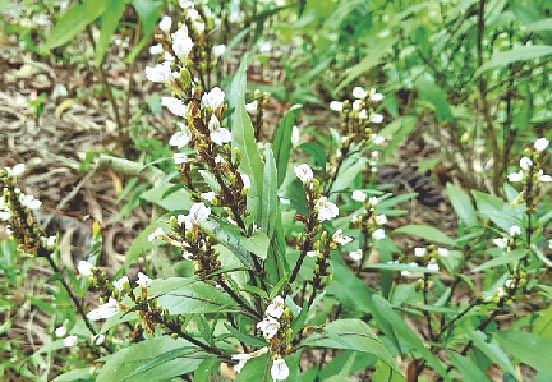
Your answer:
[273,105,302,187]
[96,0,126,66]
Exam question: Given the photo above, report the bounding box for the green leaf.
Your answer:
[472,191,522,232]
[96,337,203,381]
[471,249,526,273]
[381,116,417,159]
[261,147,279,239]
[100,311,138,334]
[52,368,94,382]
[193,356,218,382]
[534,305,552,340]
[43,0,107,51]
[476,45,552,75]
[127,0,162,64]
[302,319,399,372]
[140,182,193,212]
[371,295,448,378]
[148,277,238,314]
[465,330,516,375]
[224,323,267,347]
[235,353,268,382]
[496,331,552,373]
[448,353,491,382]
[242,232,270,260]
[230,56,264,221]
[299,142,327,170]
[414,78,454,123]
[123,219,170,269]
[373,360,405,382]
[330,153,367,193]
[96,0,126,66]
[392,225,455,246]
[447,183,477,227]
[273,106,302,187]
[523,18,552,32]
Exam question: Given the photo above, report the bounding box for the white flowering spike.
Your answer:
[213,44,226,57]
[159,16,172,33]
[162,97,187,117]
[148,227,164,241]
[137,272,153,288]
[78,261,94,276]
[113,276,129,291]
[145,62,172,83]
[257,317,280,340]
[63,335,78,347]
[266,296,285,319]
[534,138,549,152]
[174,152,188,165]
[294,164,313,183]
[437,248,448,257]
[414,248,426,257]
[520,156,533,171]
[329,101,343,112]
[371,113,384,124]
[241,174,251,189]
[201,192,216,203]
[332,229,353,245]
[507,171,524,182]
[493,237,508,249]
[202,87,225,110]
[353,87,368,99]
[372,229,386,240]
[271,358,290,381]
[349,248,363,261]
[87,298,120,320]
[316,197,339,221]
[375,215,387,225]
[172,25,194,59]
[183,202,211,230]
[245,100,258,112]
[55,326,66,337]
[352,190,366,203]
[509,225,521,236]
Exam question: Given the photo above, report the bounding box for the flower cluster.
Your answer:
[349,193,386,262]
[507,138,550,184]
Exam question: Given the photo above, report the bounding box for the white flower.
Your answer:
[493,237,508,248]
[266,296,285,319]
[113,276,129,291]
[213,44,226,57]
[78,261,94,276]
[87,298,120,320]
[349,248,363,261]
[259,41,272,53]
[55,326,66,337]
[294,164,313,183]
[245,100,258,112]
[201,192,216,203]
[150,43,163,55]
[170,129,192,149]
[371,134,385,144]
[376,215,387,225]
[137,272,152,288]
[241,174,251,189]
[371,113,384,124]
[19,194,41,210]
[0,209,10,221]
[538,170,552,182]
[370,89,383,101]
[509,225,521,236]
[94,334,105,346]
[291,126,300,146]
[353,86,368,99]
[414,248,426,257]
[549,239,552,249]
[232,348,268,374]
[159,16,172,33]
[194,21,204,34]
[202,87,225,110]
[174,152,188,165]
[183,202,211,229]
[215,155,225,164]
[427,261,439,272]
[368,197,378,206]
[46,235,56,247]
[437,248,448,257]
[352,100,361,111]
[172,25,194,59]
[187,8,200,21]
[148,227,164,241]
[496,286,505,297]
[208,114,232,145]
[507,171,524,182]
[316,197,339,221]
[329,101,343,111]
[162,97,187,117]
[534,137,549,152]
[358,110,368,120]
[332,229,353,245]
[271,358,290,381]
[179,0,193,8]
[11,164,25,176]
[520,156,533,171]
[257,317,280,340]
[145,62,172,83]
[307,250,319,258]
[372,229,386,240]
[63,335,78,347]
[350,190,365,203]
[505,279,515,289]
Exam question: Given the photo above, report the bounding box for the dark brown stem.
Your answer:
[219,280,262,319]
